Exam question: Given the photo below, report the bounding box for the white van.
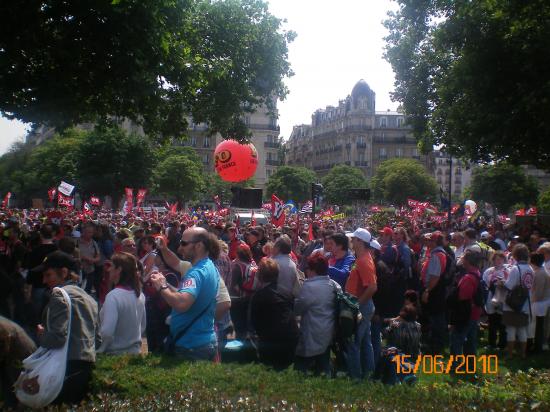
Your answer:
[231,209,269,225]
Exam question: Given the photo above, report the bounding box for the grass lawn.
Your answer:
[63,346,550,412]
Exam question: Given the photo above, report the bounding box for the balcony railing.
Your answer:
[266,159,282,166]
[356,142,367,149]
[355,161,369,167]
[379,154,388,160]
[373,136,417,144]
[264,141,281,148]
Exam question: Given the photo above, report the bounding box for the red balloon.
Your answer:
[214,140,258,182]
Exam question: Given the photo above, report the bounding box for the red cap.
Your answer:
[379,226,394,236]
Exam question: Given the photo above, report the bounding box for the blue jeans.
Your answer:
[347,300,375,379]
[371,317,384,364]
[174,343,217,361]
[450,320,479,372]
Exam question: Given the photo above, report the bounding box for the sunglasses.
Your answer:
[180,240,198,247]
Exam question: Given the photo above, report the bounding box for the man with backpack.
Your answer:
[449,250,484,374]
[420,231,452,355]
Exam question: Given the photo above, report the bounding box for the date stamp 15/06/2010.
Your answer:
[391,354,498,375]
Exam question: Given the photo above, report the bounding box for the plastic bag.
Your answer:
[15,287,72,408]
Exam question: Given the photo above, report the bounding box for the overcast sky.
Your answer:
[0,0,399,153]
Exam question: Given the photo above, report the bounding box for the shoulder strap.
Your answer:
[172,302,211,344]
[52,286,73,346]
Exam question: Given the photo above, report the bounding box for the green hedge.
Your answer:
[57,354,550,411]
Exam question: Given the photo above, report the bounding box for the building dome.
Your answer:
[351,79,371,98]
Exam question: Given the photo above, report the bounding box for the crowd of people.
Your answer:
[1,208,550,406]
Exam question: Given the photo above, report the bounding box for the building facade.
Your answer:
[26,106,281,190]
[285,80,429,178]
[432,151,474,200]
[179,104,281,189]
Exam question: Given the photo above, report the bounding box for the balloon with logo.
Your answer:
[464,200,477,216]
[214,140,258,182]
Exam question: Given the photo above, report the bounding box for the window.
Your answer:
[269,117,277,128]
[397,117,404,128]
[358,153,365,162]
[379,147,387,157]
[203,136,210,148]
[190,136,197,147]
[412,148,419,157]
[357,136,365,144]
[267,152,272,161]
[202,154,209,164]
[379,117,387,128]
[244,116,250,126]
[396,148,403,157]
[266,169,273,178]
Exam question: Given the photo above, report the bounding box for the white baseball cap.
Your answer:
[480,231,490,239]
[351,228,379,249]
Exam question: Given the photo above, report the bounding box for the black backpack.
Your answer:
[332,282,360,340]
[505,265,530,313]
[426,250,455,313]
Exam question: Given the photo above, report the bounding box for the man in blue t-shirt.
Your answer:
[151,227,219,361]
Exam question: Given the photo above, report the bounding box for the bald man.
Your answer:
[151,227,219,361]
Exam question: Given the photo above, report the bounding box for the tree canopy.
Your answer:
[384,0,550,169]
[0,0,295,142]
[265,166,316,203]
[321,165,368,205]
[538,188,550,214]
[153,153,205,202]
[371,158,437,205]
[469,163,539,213]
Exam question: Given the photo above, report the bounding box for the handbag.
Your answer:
[505,265,530,313]
[15,287,72,408]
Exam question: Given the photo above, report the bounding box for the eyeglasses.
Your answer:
[180,240,197,247]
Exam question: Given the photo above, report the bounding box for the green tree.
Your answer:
[0,0,295,142]
[371,158,437,205]
[538,188,550,214]
[0,142,37,205]
[76,124,156,201]
[384,0,550,169]
[265,166,316,203]
[28,128,85,190]
[469,163,539,213]
[321,165,368,205]
[153,154,205,203]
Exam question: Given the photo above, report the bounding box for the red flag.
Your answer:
[170,202,178,215]
[515,208,525,216]
[90,196,101,206]
[251,210,256,226]
[124,188,134,214]
[136,189,147,207]
[308,222,314,241]
[57,193,73,208]
[271,194,285,227]
[1,192,11,209]
[214,195,221,210]
[48,187,56,202]
[83,202,93,215]
[527,207,537,216]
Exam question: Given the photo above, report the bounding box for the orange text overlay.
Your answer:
[391,354,498,374]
